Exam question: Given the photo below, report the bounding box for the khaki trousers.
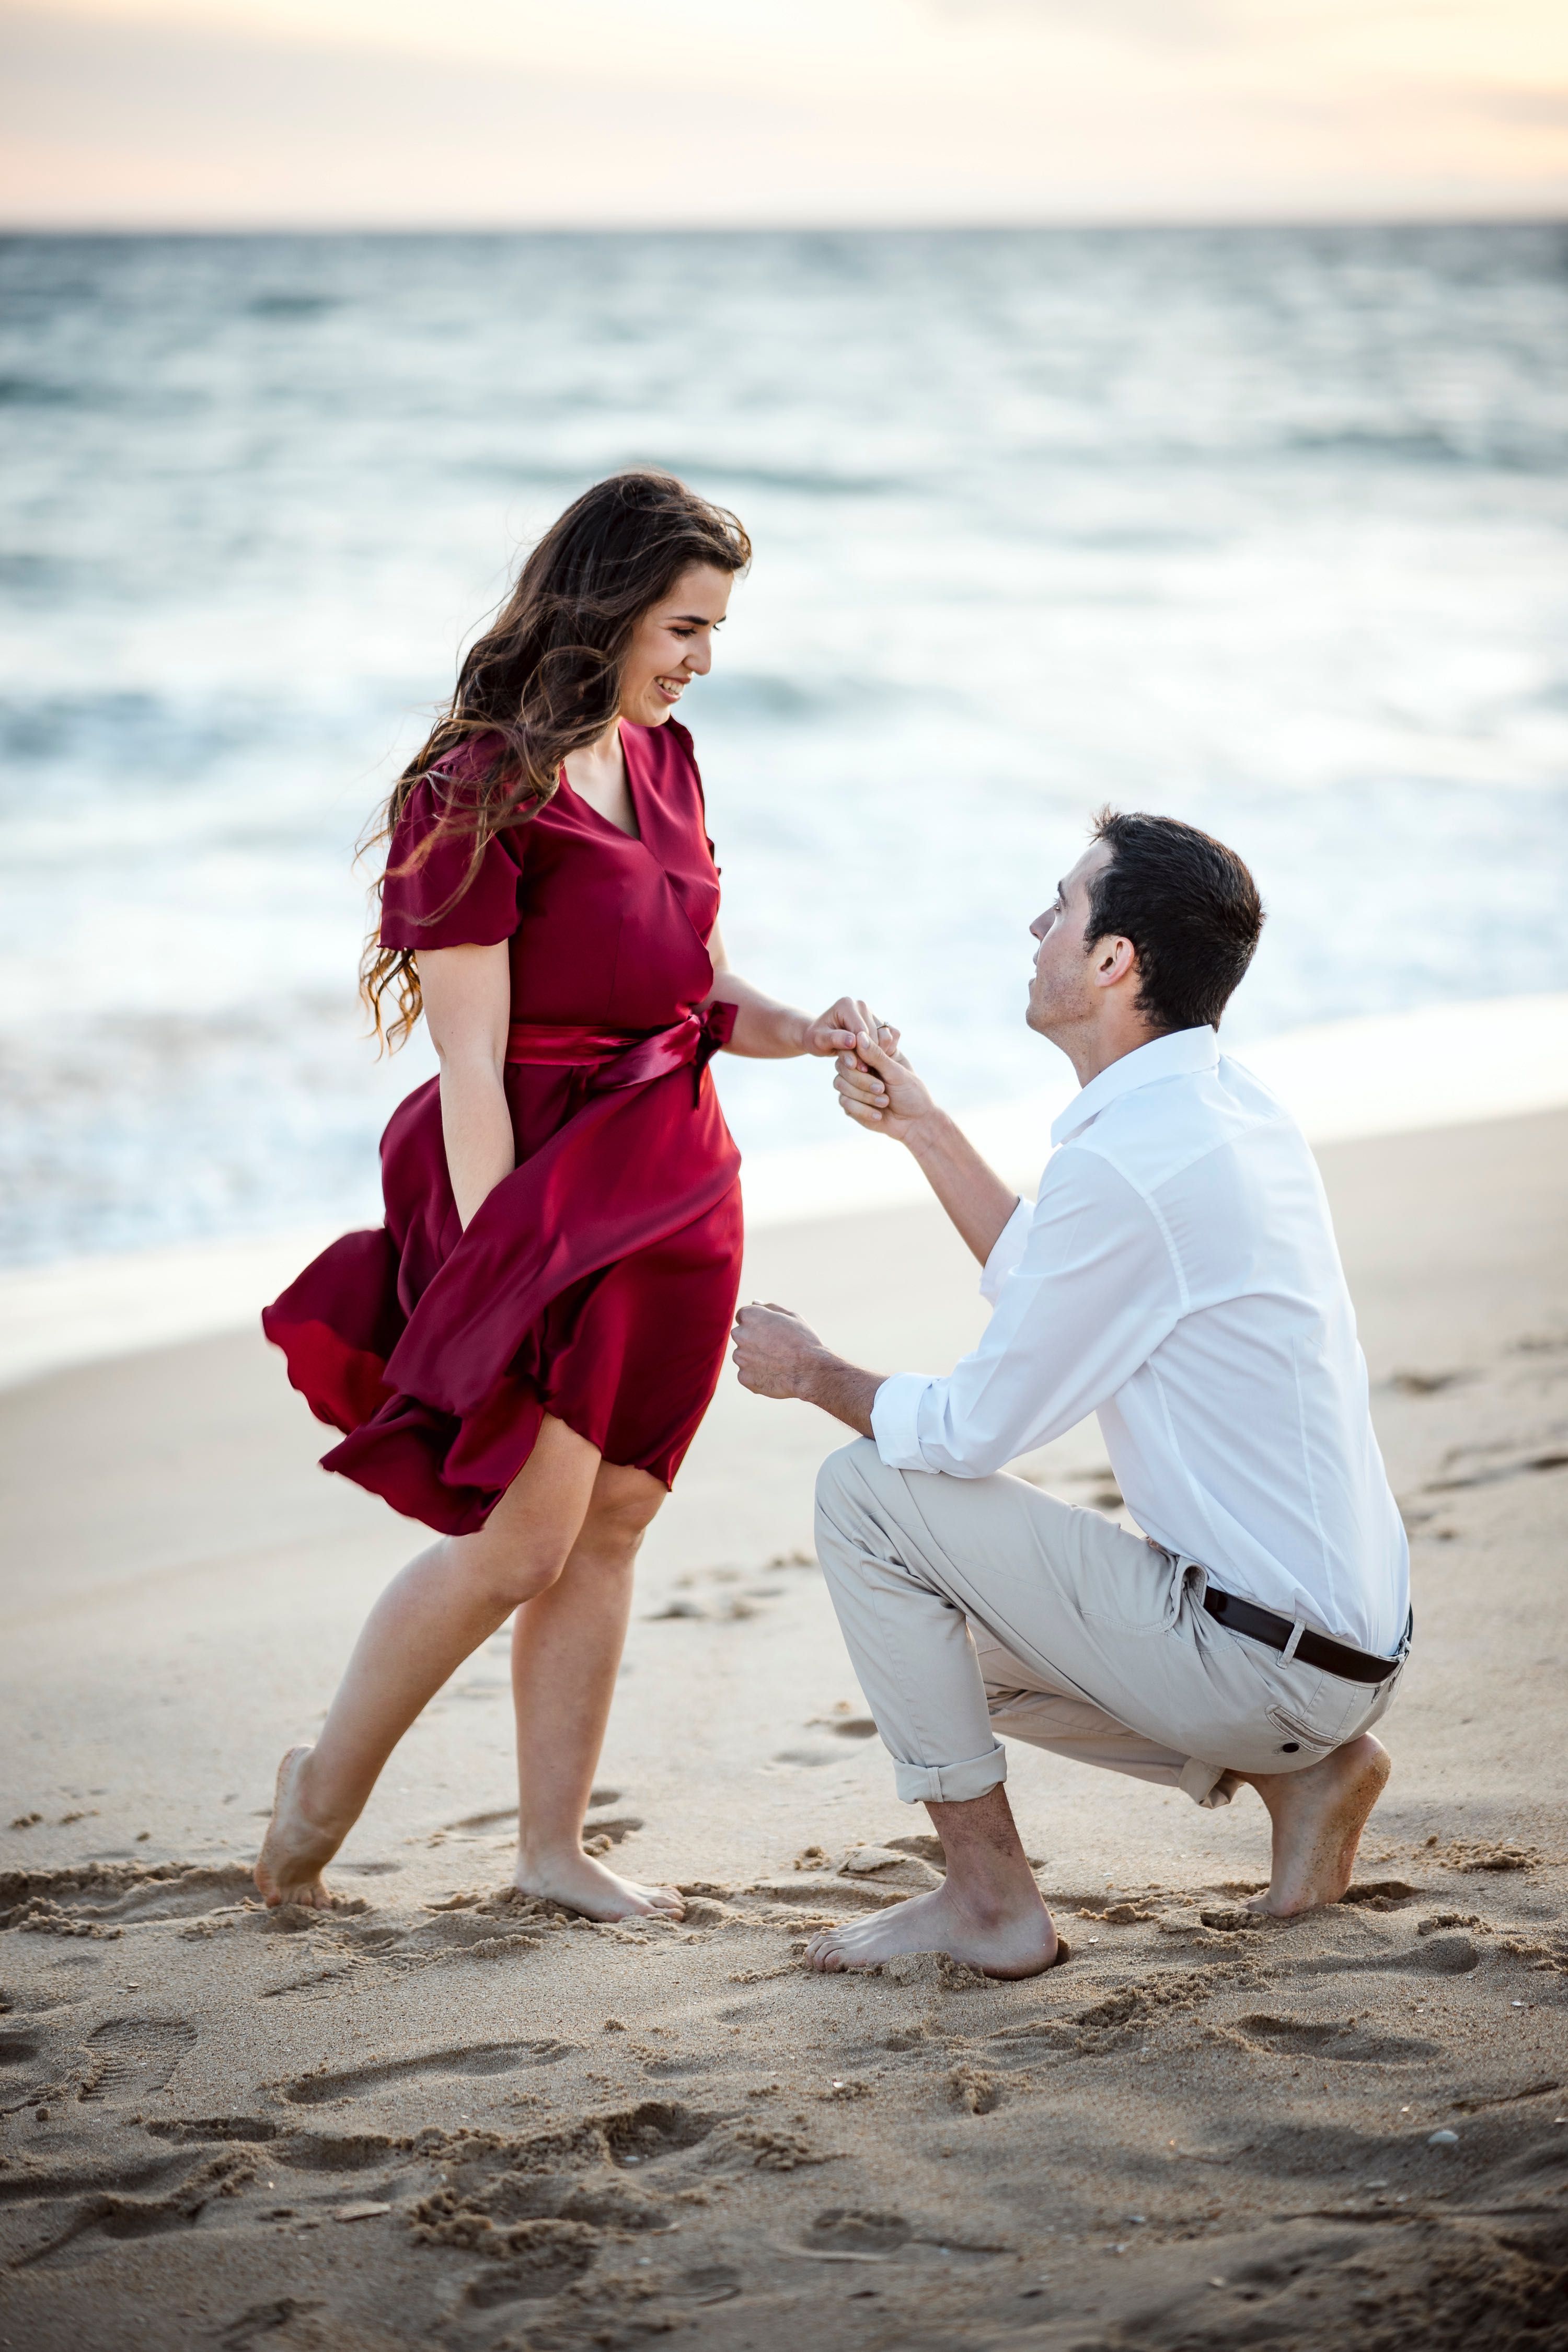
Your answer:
[813,1440,1402,1809]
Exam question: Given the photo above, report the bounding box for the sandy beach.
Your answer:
[2,1104,1566,2351]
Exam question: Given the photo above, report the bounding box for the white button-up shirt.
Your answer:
[871,1027,1410,1655]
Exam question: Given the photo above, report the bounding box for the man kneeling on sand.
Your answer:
[731,811,1410,1979]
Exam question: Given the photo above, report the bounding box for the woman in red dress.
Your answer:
[255,473,877,1921]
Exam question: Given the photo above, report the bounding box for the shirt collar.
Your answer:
[1051,1025,1220,1147]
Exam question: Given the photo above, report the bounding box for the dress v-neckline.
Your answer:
[560,723,644,846]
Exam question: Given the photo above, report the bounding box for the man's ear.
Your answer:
[1091,935,1138,992]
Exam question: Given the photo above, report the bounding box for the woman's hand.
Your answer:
[703,925,898,1061]
[834,1029,937,1145]
[802,997,900,1059]
[420,942,515,1227]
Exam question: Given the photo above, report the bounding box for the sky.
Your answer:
[1,0,1565,228]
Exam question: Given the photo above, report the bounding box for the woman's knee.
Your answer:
[577,1463,665,1561]
[443,1527,573,1612]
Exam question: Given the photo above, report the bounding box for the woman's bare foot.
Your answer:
[514,1846,685,1923]
[253,1745,342,1911]
[805,1880,1060,1978]
[1243,1733,1391,1917]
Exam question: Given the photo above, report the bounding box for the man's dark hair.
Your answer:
[1085,809,1263,1033]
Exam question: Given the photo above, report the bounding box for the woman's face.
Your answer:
[618,563,734,728]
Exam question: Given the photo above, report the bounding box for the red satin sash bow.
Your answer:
[504,1000,736,1092]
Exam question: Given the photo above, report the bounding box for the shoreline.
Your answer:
[3,991,1565,1394]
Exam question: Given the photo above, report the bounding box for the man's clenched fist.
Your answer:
[731,1301,824,1399]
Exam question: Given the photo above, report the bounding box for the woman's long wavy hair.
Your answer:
[361,470,751,1048]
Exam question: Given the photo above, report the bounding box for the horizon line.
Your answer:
[3,209,1565,240]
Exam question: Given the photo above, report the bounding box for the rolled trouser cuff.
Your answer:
[892,1742,1009,1806]
[1180,1756,1239,1808]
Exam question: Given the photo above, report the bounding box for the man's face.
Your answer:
[1026,840,1113,1037]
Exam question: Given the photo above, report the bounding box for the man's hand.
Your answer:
[731,1302,824,1399]
[802,998,900,1060]
[732,1302,885,1436]
[834,1030,937,1144]
[834,1029,1021,1266]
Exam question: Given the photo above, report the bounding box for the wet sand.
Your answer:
[2,1108,1566,2351]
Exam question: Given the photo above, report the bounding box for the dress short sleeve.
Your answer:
[379,769,525,950]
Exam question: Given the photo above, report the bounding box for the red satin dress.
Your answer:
[262,719,743,1535]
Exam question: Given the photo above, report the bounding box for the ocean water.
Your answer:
[2,225,1566,1267]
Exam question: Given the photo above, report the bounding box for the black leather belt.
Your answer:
[1202,1585,1407,1685]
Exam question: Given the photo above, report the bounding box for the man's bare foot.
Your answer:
[805,1880,1060,1978]
[514,1847,685,1924]
[1243,1734,1391,1917]
[253,1745,341,1911]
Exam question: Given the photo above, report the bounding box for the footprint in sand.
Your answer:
[1311,1931,1482,1979]
[152,2120,402,2173]
[459,2227,602,2309]
[578,1816,644,1851]
[591,2100,718,2167]
[739,1880,901,1915]
[410,2100,721,2300]
[280,2037,586,2109]
[275,2130,403,2172]
[284,2043,537,2105]
[79,2016,198,2104]
[1232,2013,1441,2063]
[1425,1440,1568,1492]
[217,2300,323,2351]
[1,1861,257,1932]
[662,2263,743,2305]
[147,2114,283,2145]
[0,2025,69,2114]
[947,2063,1005,2114]
[807,2206,913,2253]
[448,1786,622,1832]
[438,1678,509,1703]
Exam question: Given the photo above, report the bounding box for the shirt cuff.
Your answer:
[871,1373,938,1472]
[978,1196,1032,1304]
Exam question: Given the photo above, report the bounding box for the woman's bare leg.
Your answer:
[255,1414,601,1908]
[511,1459,678,1922]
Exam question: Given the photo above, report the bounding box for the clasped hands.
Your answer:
[800,995,937,1138]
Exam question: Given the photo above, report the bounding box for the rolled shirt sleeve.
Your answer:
[870,1371,940,1470]
[871,1145,1183,1479]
